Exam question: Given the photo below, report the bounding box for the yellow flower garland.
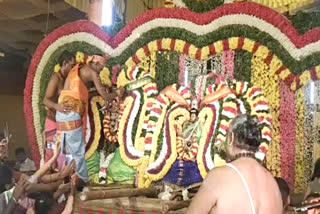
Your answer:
[251,55,281,177]
[100,67,112,87]
[118,96,144,166]
[135,82,157,151]
[294,88,306,192]
[54,64,61,73]
[146,107,190,182]
[197,107,215,178]
[85,96,105,159]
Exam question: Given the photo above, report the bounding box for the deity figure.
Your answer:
[177,99,202,161]
[103,87,124,143]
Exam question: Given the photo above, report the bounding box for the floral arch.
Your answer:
[25,2,320,191]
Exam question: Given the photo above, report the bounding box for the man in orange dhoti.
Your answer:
[55,55,115,187]
[43,51,76,165]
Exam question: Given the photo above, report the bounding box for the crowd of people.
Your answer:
[0,50,320,214]
[0,50,116,214]
[0,135,75,214]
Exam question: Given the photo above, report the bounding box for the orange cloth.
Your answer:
[45,118,57,142]
[59,64,89,116]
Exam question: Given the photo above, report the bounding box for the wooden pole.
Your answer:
[83,184,134,192]
[162,200,191,213]
[80,187,159,201]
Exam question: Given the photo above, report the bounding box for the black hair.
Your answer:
[275,177,290,207]
[34,191,55,214]
[0,133,4,140]
[228,114,262,152]
[0,163,13,193]
[15,147,25,156]
[57,50,74,66]
[311,158,320,181]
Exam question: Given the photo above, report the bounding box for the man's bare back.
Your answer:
[186,158,282,214]
[63,64,113,101]
[63,65,93,90]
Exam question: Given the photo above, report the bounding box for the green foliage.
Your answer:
[155,126,164,160]
[288,11,320,34]
[106,25,320,76]
[234,50,252,82]
[132,88,144,146]
[155,52,180,92]
[39,41,104,130]
[181,0,224,13]
[210,99,223,156]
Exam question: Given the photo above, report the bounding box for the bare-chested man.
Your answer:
[186,115,283,214]
[43,51,75,163]
[55,55,116,188]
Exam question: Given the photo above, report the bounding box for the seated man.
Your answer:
[15,148,36,173]
[56,55,116,188]
[186,115,282,214]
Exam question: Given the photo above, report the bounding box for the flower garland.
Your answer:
[146,105,190,181]
[176,129,200,161]
[238,82,272,152]
[197,103,221,178]
[26,2,320,178]
[118,92,144,166]
[304,105,315,184]
[290,66,320,91]
[250,0,315,13]
[172,0,224,13]
[121,36,320,94]
[100,67,112,87]
[294,88,306,192]
[138,92,170,188]
[234,50,252,82]
[223,51,235,80]
[85,96,105,159]
[251,55,281,177]
[279,80,296,190]
[103,114,118,143]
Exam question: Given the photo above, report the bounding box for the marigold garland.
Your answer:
[304,103,316,185]
[25,3,320,185]
[100,67,112,87]
[251,55,281,177]
[197,104,220,178]
[294,88,306,192]
[54,64,61,73]
[103,109,121,144]
[85,96,105,159]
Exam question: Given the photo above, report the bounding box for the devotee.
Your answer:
[275,177,291,214]
[43,51,76,164]
[301,196,320,214]
[1,176,28,214]
[0,133,9,161]
[305,159,320,200]
[186,114,283,214]
[15,147,36,173]
[0,141,64,213]
[0,163,13,194]
[56,54,116,189]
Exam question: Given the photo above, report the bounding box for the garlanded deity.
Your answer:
[177,99,202,161]
[103,87,122,143]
